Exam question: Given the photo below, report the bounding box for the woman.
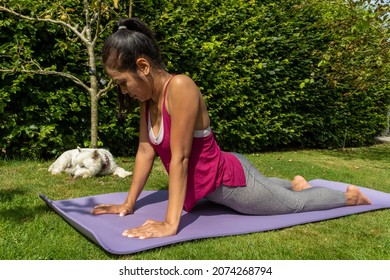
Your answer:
[91,18,371,239]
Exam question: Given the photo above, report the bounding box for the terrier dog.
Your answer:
[48,147,132,179]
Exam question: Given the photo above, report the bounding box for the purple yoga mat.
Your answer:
[40,179,390,255]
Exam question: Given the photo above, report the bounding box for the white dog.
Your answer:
[48,147,133,179]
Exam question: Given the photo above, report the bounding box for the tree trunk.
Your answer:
[129,0,133,17]
[90,88,99,148]
[88,44,99,148]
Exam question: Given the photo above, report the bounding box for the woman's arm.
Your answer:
[122,75,201,239]
[164,75,200,230]
[121,102,156,212]
[92,102,156,216]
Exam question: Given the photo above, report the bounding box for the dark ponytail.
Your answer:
[102,18,165,118]
[102,18,165,72]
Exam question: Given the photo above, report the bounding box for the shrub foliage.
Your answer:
[0,0,389,158]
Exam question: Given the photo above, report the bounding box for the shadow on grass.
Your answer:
[0,188,26,202]
[318,143,390,163]
[0,204,50,224]
[0,188,51,224]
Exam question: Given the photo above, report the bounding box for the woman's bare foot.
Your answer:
[292,175,312,191]
[345,185,371,206]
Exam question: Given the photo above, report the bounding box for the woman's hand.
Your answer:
[122,219,178,239]
[91,203,133,217]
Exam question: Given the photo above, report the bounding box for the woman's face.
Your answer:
[106,67,152,102]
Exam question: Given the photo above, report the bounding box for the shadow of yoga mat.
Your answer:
[40,179,390,255]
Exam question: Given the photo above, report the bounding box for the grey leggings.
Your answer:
[206,153,346,215]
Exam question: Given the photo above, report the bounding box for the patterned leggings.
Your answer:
[206,153,346,215]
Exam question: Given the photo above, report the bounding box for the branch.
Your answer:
[92,1,103,47]
[97,79,114,99]
[0,5,90,46]
[0,68,90,92]
[83,0,92,42]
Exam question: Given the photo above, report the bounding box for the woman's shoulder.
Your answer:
[165,74,202,113]
[170,74,196,86]
[169,74,200,96]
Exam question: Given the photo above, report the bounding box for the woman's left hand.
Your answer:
[122,219,178,239]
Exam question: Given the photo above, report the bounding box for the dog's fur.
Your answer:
[48,147,132,179]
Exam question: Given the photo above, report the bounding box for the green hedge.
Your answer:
[0,0,389,158]
[0,1,139,158]
[147,0,389,152]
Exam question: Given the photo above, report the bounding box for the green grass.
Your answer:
[1,143,390,260]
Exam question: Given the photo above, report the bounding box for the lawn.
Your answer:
[1,143,389,260]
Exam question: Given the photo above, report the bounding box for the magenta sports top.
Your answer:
[146,76,246,212]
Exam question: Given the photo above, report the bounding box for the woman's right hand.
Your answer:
[91,203,133,217]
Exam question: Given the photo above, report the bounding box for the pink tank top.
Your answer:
[146,76,246,211]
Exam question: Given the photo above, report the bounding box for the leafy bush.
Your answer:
[0,0,388,158]
[146,0,389,152]
[0,0,138,158]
